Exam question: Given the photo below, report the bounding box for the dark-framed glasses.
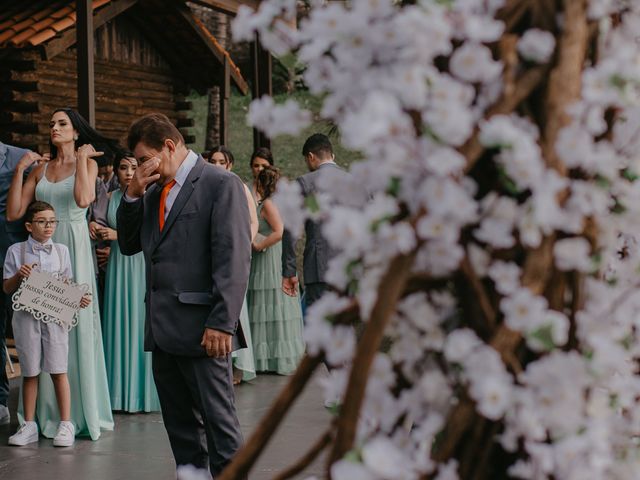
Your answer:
[31,220,60,227]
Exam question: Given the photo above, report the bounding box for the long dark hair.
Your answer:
[209,145,235,167]
[113,150,136,170]
[49,108,122,160]
[256,165,280,200]
[250,147,274,167]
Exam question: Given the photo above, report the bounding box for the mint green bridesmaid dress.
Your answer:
[247,202,305,375]
[102,189,160,412]
[33,168,114,439]
[233,297,257,382]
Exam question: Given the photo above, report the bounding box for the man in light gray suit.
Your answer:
[281,134,347,307]
[117,114,250,477]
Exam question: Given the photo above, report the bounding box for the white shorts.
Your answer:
[12,311,69,377]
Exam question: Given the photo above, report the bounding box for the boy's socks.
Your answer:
[8,421,38,446]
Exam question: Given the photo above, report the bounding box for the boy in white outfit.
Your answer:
[3,201,90,447]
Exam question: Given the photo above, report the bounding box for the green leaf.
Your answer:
[304,194,320,213]
[611,201,626,215]
[610,74,627,90]
[387,177,401,197]
[595,175,611,189]
[497,165,520,195]
[528,325,555,351]
[343,449,362,463]
[325,401,341,416]
[370,215,394,233]
[622,168,639,182]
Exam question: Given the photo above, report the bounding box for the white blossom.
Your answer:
[488,261,521,295]
[517,29,556,63]
[449,43,502,84]
[247,96,311,138]
[233,1,640,477]
[554,237,594,272]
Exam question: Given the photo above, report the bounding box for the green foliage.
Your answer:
[528,325,555,352]
[187,89,361,183]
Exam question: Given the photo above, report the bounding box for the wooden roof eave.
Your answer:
[186,0,259,17]
[176,5,249,95]
[41,0,139,60]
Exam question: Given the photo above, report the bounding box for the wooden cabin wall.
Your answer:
[0,16,194,152]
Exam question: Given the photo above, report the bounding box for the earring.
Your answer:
[73,135,78,141]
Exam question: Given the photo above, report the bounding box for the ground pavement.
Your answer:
[0,373,328,479]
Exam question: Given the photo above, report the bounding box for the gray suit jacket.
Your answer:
[282,162,347,284]
[0,142,30,264]
[117,157,251,357]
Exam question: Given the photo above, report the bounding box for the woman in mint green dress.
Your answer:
[208,146,257,383]
[247,165,304,375]
[7,108,114,439]
[99,152,160,412]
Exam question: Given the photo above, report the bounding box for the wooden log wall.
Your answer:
[0,17,195,152]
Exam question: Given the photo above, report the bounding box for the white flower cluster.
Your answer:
[235,0,640,478]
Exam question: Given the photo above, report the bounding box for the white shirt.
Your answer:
[162,150,198,221]
[3,236,72,280]
[124,150,199,221]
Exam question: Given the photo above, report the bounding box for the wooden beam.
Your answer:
[77,0,95,126]
[175,5,249,95]
[188,0,259,16]
[44,0,139,60]
[251,36,272,151]
[219,56,231,146]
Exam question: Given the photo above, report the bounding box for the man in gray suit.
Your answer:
[282,133,347,307]
[117,114,250,477]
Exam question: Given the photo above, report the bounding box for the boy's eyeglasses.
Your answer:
[30,220,59,227]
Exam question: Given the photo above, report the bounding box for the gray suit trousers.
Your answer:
[152,349,243,476]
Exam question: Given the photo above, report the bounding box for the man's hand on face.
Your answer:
[200,328,233,358]
[127,157,161,199]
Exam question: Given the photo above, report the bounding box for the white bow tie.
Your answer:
[32,243,52,254]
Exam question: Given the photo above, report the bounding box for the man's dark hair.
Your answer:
[302,133,333,159]
[127,113,184,151]
[94,141,116,168]
[25,201,55,223]
[250,147,274,166]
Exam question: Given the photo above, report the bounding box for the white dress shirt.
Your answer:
[3,236,72,280]
[124,150,199,222]
[162,150,198,221]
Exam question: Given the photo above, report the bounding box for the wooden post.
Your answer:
[251,36,272,151]
[219,56,231,146]
[76,0,95,126]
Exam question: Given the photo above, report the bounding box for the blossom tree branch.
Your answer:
[542,0,589,174]
[272,426,333,480]
[218,354,323,480]
[460,254,496,330]
[462,65,548,173]
[328,252,417,469]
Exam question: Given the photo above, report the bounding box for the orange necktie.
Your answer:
[158,179,176,232]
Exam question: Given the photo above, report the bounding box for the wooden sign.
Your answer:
[11,270,90,331]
